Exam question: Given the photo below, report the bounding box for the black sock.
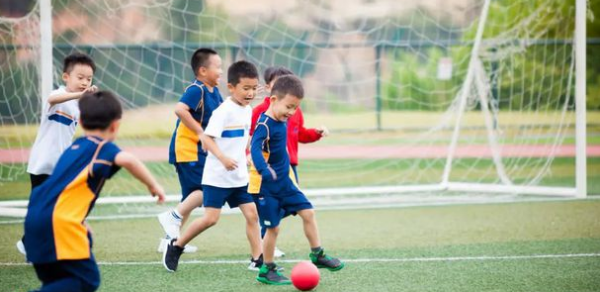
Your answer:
[265,262,276,269]
[311,246,323,254]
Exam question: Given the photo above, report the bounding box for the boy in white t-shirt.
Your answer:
[27,52,98,188]
[162,60,262,272]
[18,52,98,256]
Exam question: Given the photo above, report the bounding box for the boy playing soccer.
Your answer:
[250,66,329,258]
[163,60,262,272]
[23,91,166,292]
[19,52,98,255]
[249,75,344,285]
[158,48,224,253]
[27,52,97,189]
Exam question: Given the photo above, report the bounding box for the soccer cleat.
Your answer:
[16,239,26,256]
[158,211,181,239]
[310,249,345,271]
[256,263,291,285]
[274,246,285,258]
[247,254,263,271]
[157,238,198,254]
[162,238,184,272]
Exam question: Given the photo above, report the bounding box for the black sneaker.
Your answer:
[256,263,291,285]
[162,238,184,272]
[248,254,263,271]
[310,249,344,271]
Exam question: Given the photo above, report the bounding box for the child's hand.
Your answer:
[219,156,238,171]
[317,125,329,137]
[84,85,98,93]
[199,134,208,153]
[149,184,166,204]
[246,154,253,167]
[260,167,277,182]
[84,221,93,236]
[257,84,266,95]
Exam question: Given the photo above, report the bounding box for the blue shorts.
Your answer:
[33,255,100,292]
[202,185,254,209]
[175,160,205,201]
[254,177,313,228]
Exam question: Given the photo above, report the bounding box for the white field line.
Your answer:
[1,253,599,267]
[1,194,599,224]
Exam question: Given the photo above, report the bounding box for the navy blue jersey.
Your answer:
[248,113,295,194]
[168,80,223,164]
[24,136,121,264]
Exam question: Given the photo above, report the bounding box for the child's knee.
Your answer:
[206,217,219,227]
[300,209,315,221]
[245,211,259,223]
[203,214,220,227]
[267,226,280,236]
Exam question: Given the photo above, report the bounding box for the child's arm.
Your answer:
[250,124,277,181]
[174,102,207,147]
[115,152,166,203]
[201,134,238,170]
[297,108,327,143]
[47,86,98,106]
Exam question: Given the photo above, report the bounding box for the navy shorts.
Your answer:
[33,255,100,292]
[175,160,205,201]
[202,184,254,209]
[254,177,313,228]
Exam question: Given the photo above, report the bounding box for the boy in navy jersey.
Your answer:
[23,91,165,292]
[249,75,344,285]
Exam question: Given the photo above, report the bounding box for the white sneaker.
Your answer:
[274,246,285,258]
[158,211,181,239]
[247,257,262,271]
[157,238,198,254]
[16,239,26,256]
[183,244,198,253]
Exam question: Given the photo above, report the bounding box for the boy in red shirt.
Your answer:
[249,67,328,258]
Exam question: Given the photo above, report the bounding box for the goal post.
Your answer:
[0,0,589,219]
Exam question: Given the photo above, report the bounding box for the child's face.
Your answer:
[228,77,258,107]
[62,64,94,93]
[264,79,277,94]
[269,94,301,122]
[198,54,223,87]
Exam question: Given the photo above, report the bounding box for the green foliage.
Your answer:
[383,47,458,111]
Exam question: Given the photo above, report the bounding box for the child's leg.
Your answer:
[262,226,279,264]
[297,209,321,249]
[239,203,262,260]
[33,258,100,292]
[175,207,221,247]
[176,189,203,226]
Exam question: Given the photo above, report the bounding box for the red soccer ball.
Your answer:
[291,261,320,291]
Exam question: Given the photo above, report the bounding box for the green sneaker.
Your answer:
[256,263,291,285]
[310,249,345,271]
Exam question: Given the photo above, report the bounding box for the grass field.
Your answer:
[1,157,599,200]
[1,199,599,291]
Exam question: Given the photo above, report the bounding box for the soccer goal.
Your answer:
[0,0,588,217]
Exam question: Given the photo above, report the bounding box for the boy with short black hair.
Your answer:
[24,91,165,292]
[157,48,224,253]
[163,60,262,272]
[27,52,98,189]
[250,75,344,285]
[250,66,329,258]
[18,52,99,256]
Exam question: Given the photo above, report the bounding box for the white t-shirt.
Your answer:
[27,86,80,175]
[202,97,252,188]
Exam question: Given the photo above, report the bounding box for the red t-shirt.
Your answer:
[250,97,322,166]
